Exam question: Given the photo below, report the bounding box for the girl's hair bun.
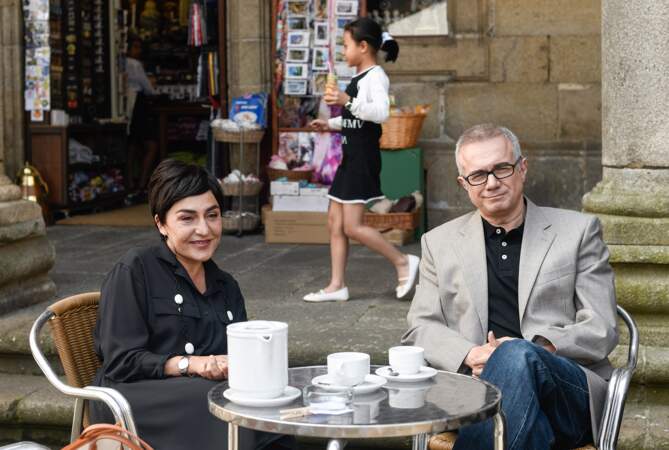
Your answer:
[381,32,399,62]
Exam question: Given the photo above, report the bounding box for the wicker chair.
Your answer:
[428,305,639,450]
[29,292,138,443]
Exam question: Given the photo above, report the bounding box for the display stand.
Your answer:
[214,128,264,236]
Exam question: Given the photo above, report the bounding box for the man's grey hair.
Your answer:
[454,124,523,175]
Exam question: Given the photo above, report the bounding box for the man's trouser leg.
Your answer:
[454,339,593,450]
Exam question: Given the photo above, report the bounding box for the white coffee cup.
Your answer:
[327,352,370,386]
[388,346,425,375]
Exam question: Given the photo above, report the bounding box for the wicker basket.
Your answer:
[266,167,313,182]
[222,212,260,232]
[221,180,263,196]
[212,127,265,143]
[364,209,420,231]
[380,112,427,150]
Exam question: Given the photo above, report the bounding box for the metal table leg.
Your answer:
[228,422,239,450]
[326,439,346,450]
[412,433,429,450]
[493,412,506,450]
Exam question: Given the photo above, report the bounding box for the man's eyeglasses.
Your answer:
[461,156,523,186]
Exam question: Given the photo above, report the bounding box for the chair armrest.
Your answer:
[29,310,138,437]
[598,367,635,450]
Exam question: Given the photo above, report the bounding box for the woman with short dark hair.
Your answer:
[90,160,291,450]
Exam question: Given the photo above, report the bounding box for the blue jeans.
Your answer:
[453,340,593,450]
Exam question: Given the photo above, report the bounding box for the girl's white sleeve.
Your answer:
[349,68,390,124]
[328,116,343,130]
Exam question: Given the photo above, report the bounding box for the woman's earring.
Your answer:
[161,234,168,241]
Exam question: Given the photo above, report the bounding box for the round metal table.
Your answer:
[208,366,504,450]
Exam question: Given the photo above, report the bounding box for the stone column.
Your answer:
[0,0,56,314]
[583,0,669,381]
[226,0,271,174]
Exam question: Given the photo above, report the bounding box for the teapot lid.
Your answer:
[227,320,288,336]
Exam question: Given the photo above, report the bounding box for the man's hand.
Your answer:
[464,344,494,377]
[534,336,557,353]
[465,331,517,377]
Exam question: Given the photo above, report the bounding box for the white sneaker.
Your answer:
[303,287,350,302]
[396,255,420,299]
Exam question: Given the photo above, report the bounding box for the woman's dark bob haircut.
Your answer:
[148,159,224,225]
[344,17,399,63]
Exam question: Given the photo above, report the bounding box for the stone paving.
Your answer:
[1,224,668,449]
[46,225,419,364]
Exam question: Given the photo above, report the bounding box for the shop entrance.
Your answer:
[23,0,227,223]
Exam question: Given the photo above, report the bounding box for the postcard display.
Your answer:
[23,0,55,122]
[273,0,362,185]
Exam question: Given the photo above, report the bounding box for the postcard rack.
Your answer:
[270,0,368,155]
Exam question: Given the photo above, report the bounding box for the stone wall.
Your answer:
[223,0,603,223]
[383,0,603,228]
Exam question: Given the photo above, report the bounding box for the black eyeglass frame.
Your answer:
[461,156,524,186]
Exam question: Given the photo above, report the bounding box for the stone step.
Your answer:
[0,374,71,447]
[0,301,62,377]
[0,373,667,449]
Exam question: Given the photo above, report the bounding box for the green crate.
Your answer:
[380,147,426,237]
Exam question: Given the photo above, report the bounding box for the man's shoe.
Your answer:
[303,287,350,302]
[396,255,420,299]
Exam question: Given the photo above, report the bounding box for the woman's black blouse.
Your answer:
[94,242,247,383]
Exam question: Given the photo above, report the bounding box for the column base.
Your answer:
[0,273,56,315]
[583,167,669,392]
[0,192,56,314]
[583,167,669,218]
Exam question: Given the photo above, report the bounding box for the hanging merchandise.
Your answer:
[194,50,219,106]
[187,0,207,47]
[179,0,190,26]
[196,52,209,98]
[207,51,219,99]
[139,0,160,40]
[23,0,51,118]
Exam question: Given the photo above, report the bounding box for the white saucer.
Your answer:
[223,386,301,407]
[311,374,387,395]
[375,366,438,382]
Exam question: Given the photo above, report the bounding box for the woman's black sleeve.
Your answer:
[96,262,175,382]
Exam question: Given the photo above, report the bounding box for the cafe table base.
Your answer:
[210,366,504,450]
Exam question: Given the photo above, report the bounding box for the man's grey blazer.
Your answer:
[402,198,619,440]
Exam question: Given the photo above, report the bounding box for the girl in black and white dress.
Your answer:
[305,18,420,302]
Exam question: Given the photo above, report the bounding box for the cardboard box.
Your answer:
[270,181,300,196]
[273,194,329,212]
[263,206,413,246]
[299,186,329,197]
[264,206,330,244]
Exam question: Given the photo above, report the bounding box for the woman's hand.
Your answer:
[190,355,229,380]
[309,119,329,131]
[324,88,349,106]
[164,355,229,379]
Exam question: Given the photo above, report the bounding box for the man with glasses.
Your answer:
[402,124,618,450]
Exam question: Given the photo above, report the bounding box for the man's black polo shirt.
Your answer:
[482,218,524,339]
